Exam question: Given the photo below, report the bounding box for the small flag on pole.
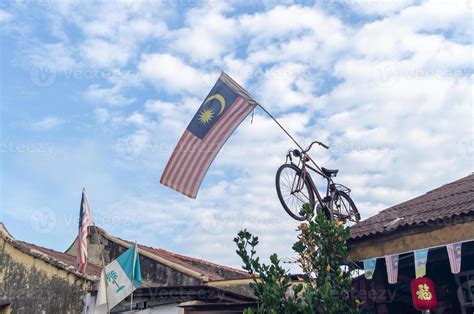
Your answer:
[385,254,399,284]
[446,242,462,274]
[160,72,258,198]
[77,188,91,273]
[363,258,377,279]
[414,249,429,278]
[95,243,142,313]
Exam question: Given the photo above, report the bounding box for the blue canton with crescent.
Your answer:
[187,79,239,139]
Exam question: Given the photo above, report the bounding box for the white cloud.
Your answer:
[347,0,415,16]
[85,84,135,107]
[0,9,13,23]
[138,53,216,95]
[4,0,473,270]
[170,6,239,63]
[80,39,132,68]
[32,116,64,130]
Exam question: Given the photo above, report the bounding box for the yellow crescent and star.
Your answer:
[197,94,226,125]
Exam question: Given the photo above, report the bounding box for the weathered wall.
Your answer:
[349,219,474,260]
[0,238,91,314]
[66,230,202,287]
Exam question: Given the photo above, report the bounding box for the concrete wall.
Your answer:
[0,237,92,314]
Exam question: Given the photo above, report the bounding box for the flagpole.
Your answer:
[130,241,137,312]
[85,188,111,314]
[256,104,304,151]
[90,220,111,313]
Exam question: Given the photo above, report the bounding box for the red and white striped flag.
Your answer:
[160,72,258,198]
[446,242,462,274]
[385,254,399,284]
[77,188,91,273]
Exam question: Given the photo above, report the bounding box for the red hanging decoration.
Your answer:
[411,277,438,311]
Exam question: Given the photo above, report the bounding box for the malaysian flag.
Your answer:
[446,242,462,274]
[160,72,258,198]
[385,254,399,284]
[77,188,91,273]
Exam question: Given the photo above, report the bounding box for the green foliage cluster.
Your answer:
[234,204,359,314]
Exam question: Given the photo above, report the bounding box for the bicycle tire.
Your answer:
[275,164,315,221]
[333,190,361,223]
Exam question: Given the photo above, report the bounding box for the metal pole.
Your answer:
[256,104,325,174]
[86,188,110,314]
[256,104,304,151]
[130,241,137,312]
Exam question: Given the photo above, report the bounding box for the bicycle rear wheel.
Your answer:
[275,164,315,221]
[332,190,360,225]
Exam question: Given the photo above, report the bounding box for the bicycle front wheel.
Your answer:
[275,164,315,221]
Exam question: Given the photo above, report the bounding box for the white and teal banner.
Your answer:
[95,244,142,313]
[414,249,429,278]
[363,258,377,279]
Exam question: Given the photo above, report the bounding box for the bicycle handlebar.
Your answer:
[304,140,329,152]
[289,141,329,159]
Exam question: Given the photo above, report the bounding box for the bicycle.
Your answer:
[275,140,361,224]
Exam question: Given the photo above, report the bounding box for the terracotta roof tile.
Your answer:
[19,241,102,277]
[118,240,250,281]
[350,173,474,239]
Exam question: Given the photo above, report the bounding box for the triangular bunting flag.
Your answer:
[385,254,399,284]
[363,258,377,279]
[446,242,462,274]
[414,249,429,278]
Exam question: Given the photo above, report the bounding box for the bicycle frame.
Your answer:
[288,151,334,210]
[279,142,359,223]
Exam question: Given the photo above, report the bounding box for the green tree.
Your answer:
[234,204,359,314]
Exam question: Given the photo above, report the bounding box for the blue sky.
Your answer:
[0,0,472,268]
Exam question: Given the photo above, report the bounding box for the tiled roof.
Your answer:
[146,247,250,280]
[350,173,474,240]
[115,238,250,281]
[0,227,100,280]
[20,241,102,277]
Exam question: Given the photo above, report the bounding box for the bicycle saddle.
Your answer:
[322,167,338,177]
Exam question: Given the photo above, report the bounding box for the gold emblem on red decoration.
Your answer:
[416,284,432,301]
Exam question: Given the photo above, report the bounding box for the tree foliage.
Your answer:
[234,204,359,314]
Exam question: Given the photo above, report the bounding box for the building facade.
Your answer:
[0,222,255,313]
[349,174,474,313]
[0,223,100,313]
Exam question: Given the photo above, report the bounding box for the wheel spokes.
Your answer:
[278,167,312,216]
